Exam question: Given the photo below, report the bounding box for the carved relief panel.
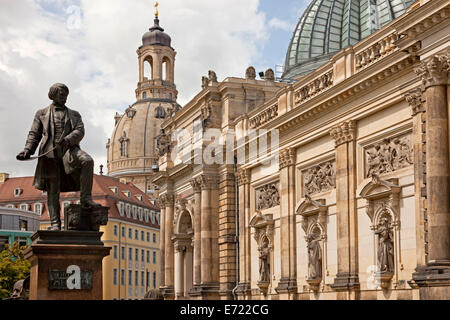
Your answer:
[301,161,336,196]
[255,182,280,210]
[364,133,413,178]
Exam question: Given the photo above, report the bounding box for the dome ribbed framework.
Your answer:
[282,0,415,79]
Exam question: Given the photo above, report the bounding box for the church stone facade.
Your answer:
[117,0,450,300]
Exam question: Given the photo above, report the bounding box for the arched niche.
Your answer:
[296,195,328,291]
[249,211,274,294]
[359,174,401,289]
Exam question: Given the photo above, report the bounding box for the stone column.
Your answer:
[184,245,193,295]
[199,174,220,297]
[275,148,297,297]
[329,120,360,298]
[411,54,450,299]
[405,88,427,268]
[174,244,184,299]
[190,177,202,289]
[236,168,251,297]
[159,203,166,289]
[161,193,175,298]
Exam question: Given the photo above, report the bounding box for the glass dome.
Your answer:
[282,0,415,79]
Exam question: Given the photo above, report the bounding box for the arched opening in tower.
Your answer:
[144,56,154,81]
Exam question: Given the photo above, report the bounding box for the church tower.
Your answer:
[107,5,180,198]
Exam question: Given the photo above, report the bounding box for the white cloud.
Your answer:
[268,17,292,31]
[0,0,268,177]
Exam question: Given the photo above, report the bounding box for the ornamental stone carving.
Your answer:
[199,174,219,190]
[209,70,218,83]
[307,231,323,281]
[415,54,449,88]
[156,129,171,156]
[365,134,413,178]
[375,216,395,274]
[125,106,137,119]
[159,193,175,207]
[246,66,256,80]
[329,120,356,146]
[174,198,187,228]
[264,68,275,82]
[302,161,335,196]
[190,177,202,193]
[255,182,280,210]
[279,148,296,169]
[404,87,425,116]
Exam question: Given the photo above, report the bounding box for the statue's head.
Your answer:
[48,83,69,106]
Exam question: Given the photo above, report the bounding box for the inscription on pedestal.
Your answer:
[49,267,93,290]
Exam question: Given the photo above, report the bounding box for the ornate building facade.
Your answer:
[151,0,449,300]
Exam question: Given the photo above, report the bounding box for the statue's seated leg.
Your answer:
[72,149,100,208]
[47,179,61,230]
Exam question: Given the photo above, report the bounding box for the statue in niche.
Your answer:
[156,129,170,156]
[258,238,270,283]
[375,216,395,273]
[307,232,322,280]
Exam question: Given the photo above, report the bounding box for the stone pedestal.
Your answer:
[24,230,111,300]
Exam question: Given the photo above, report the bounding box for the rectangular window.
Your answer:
[135,271,138,286]
[146,232,150,242]
[146,271,150,287]
[113,269,118,285]
[121,247,125,260]
[129,247,132,260]
[135,248,139,261]
[121,226,125,237]
[34,203,42,215]
[141,271,145,286]
[113,245,118,259]
[153,251,156,264]
[153,233,156,243]
[141,231,144,241]
[128,228,132,238]
[153,272,156,288]
[134,230,138,240]
[113,225,118,236]
[128,270,132,286]
[121,269,125,286]
[141,249,144,262]
[146,250,150,263]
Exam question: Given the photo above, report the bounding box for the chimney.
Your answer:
[0,173,9,183]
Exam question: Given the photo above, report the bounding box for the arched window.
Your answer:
[143,56,153,80]
[155,106,166,119]
[142,92,147,99]
[162,57,170,81]
[119,132,129,157]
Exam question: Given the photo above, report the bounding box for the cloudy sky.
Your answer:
[0,0,309,177]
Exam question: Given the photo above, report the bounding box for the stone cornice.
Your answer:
[279,148,296,170]
[415,52,449,88]
[329,120,356,147]
[404,87,425,116]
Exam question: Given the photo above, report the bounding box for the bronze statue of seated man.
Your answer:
[17,83,100,231]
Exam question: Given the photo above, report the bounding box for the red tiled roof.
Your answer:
[0,175,160,228]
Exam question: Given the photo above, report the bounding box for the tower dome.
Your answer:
[107,13,179,197]
[282,0,415,79]
[142,18,172,48]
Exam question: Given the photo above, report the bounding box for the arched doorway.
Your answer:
[173,207,194,299]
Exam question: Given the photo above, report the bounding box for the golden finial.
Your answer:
[155,1,159,19]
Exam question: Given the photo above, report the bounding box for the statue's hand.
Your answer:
[59,138,70,149]
[16,150,31,161]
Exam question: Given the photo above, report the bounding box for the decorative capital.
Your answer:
[415,55,449,88]
[279,148,296,169]
[190,177,202,193]
[199,174,219,190]
[329,120,356,147]
[237,169,250,186]
[159,193,175,207]
[404,87,425,116]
